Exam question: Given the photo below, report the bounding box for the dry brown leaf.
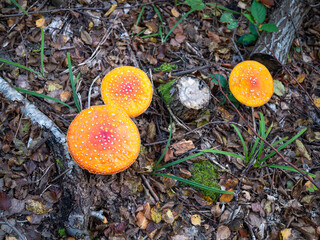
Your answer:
[0,192,12,211]
[162,209,174,224]
[190,214,201,226]
[178,168,192,178]
[175,33,186,44]
[60,91,72,102]
[136,211,149,229]
[220,189,234,203]
[207,31,221,43]
[211,204,222,217]
[81,30,92,45]
[296,73,306,83]
[261,0,274,7]
[216,225,231,240]
[172,139,195,156]
[164,148,174,162]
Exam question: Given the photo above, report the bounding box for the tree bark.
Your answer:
[250,0,315,73]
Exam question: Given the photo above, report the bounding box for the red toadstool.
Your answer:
[101,66,153,118]
[229,60,274,107]
[67,105,140,174]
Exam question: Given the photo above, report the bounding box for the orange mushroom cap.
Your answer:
[101,66,153,118]
[229,60,274,107]
[67,105,140,174]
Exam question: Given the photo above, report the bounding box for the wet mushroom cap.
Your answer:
[67,105,140,174]
[229,60,274,107]
[101,66,153,118]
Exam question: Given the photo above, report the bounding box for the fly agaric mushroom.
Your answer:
[101,66,153,118]
[229,60,274,107]
[67,105,140,174]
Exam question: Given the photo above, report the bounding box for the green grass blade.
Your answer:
[136,5,146,25]
[152,172,234,194]
[153,5,164,24]
[164,9,194,43]
[266,164,316,178]
[40,28,46,76]
[205,3,241,15]
[248,133,261,162]
[67,53,81,113]
[10,0,28,16]
[153,116,172,170]
[75,72,81,85]
[141,33,160,39]
[0,58,42,77]
[256,112,266,160]
[259,128,307,164]
[154,148,244,172]
[14,87,76,111]
[231,124,248,160]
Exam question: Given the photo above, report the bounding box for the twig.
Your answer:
[0,217,27,240]
[50,168,72,182]
[171,65,211,76]
[141,174,160,202]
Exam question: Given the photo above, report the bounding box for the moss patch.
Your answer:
[190,161,220,201]
[157,79,175,105]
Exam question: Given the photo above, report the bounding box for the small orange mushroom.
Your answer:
[67,105,140,174]
[229,60,274,107]
[101,66,153,118]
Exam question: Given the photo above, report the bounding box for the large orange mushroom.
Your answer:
[67,105,140,174]
[229,60,274,107]
[101,66,153,118]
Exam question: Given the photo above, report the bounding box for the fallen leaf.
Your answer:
[190,214,201,226]
[295,139,312,163]
[136,211,149,229]
[280,228,292,240]
[104,4,117,17]
[60,91,72,102]
[211,204,222,217]
[25,200,51,214]
[296,73,306,83]
[81,30,92,45]
[220,189,234,203]
[172,139,195,156]
[171,8,180,17]
[175,33,186,44]
[312,95,320,108]
[162,209,174,224]
[47,82,62,92]
[151,207,162,223]
[0,192,12,210]
[261,0,274,7]
[273,80,285,96]
[36,17,46,28]
[216,225,231,240]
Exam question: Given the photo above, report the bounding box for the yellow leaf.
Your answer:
[25,200,51,214]
[280,228,292,240]
[191,214,201,226]
[313,96,320,108]
[36,17,46,28]
[296,73,306,83]
[171,8,180,17]
[88,21,94,31]
[47,82,63,92]
[104,4,117,17]
[151,207,162,223]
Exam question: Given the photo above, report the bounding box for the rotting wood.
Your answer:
[169,76,211,121]
[250,0,316,73]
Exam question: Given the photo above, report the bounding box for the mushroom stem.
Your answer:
[251,107,256,133]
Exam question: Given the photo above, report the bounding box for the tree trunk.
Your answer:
[250,0,315,73]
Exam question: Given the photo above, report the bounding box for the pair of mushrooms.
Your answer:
[67,66,153,174]
[67,61,273,175]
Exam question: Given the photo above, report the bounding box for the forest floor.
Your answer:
[0,0,320,239]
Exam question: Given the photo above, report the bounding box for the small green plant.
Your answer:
[58,228,66,237]
[210,74,239,107]
[154,62,177,72]
[207,0,278,45]
[152,117,234,195]
[157,79,175,105]
[189,161,220,201]
[231,112,315,178]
